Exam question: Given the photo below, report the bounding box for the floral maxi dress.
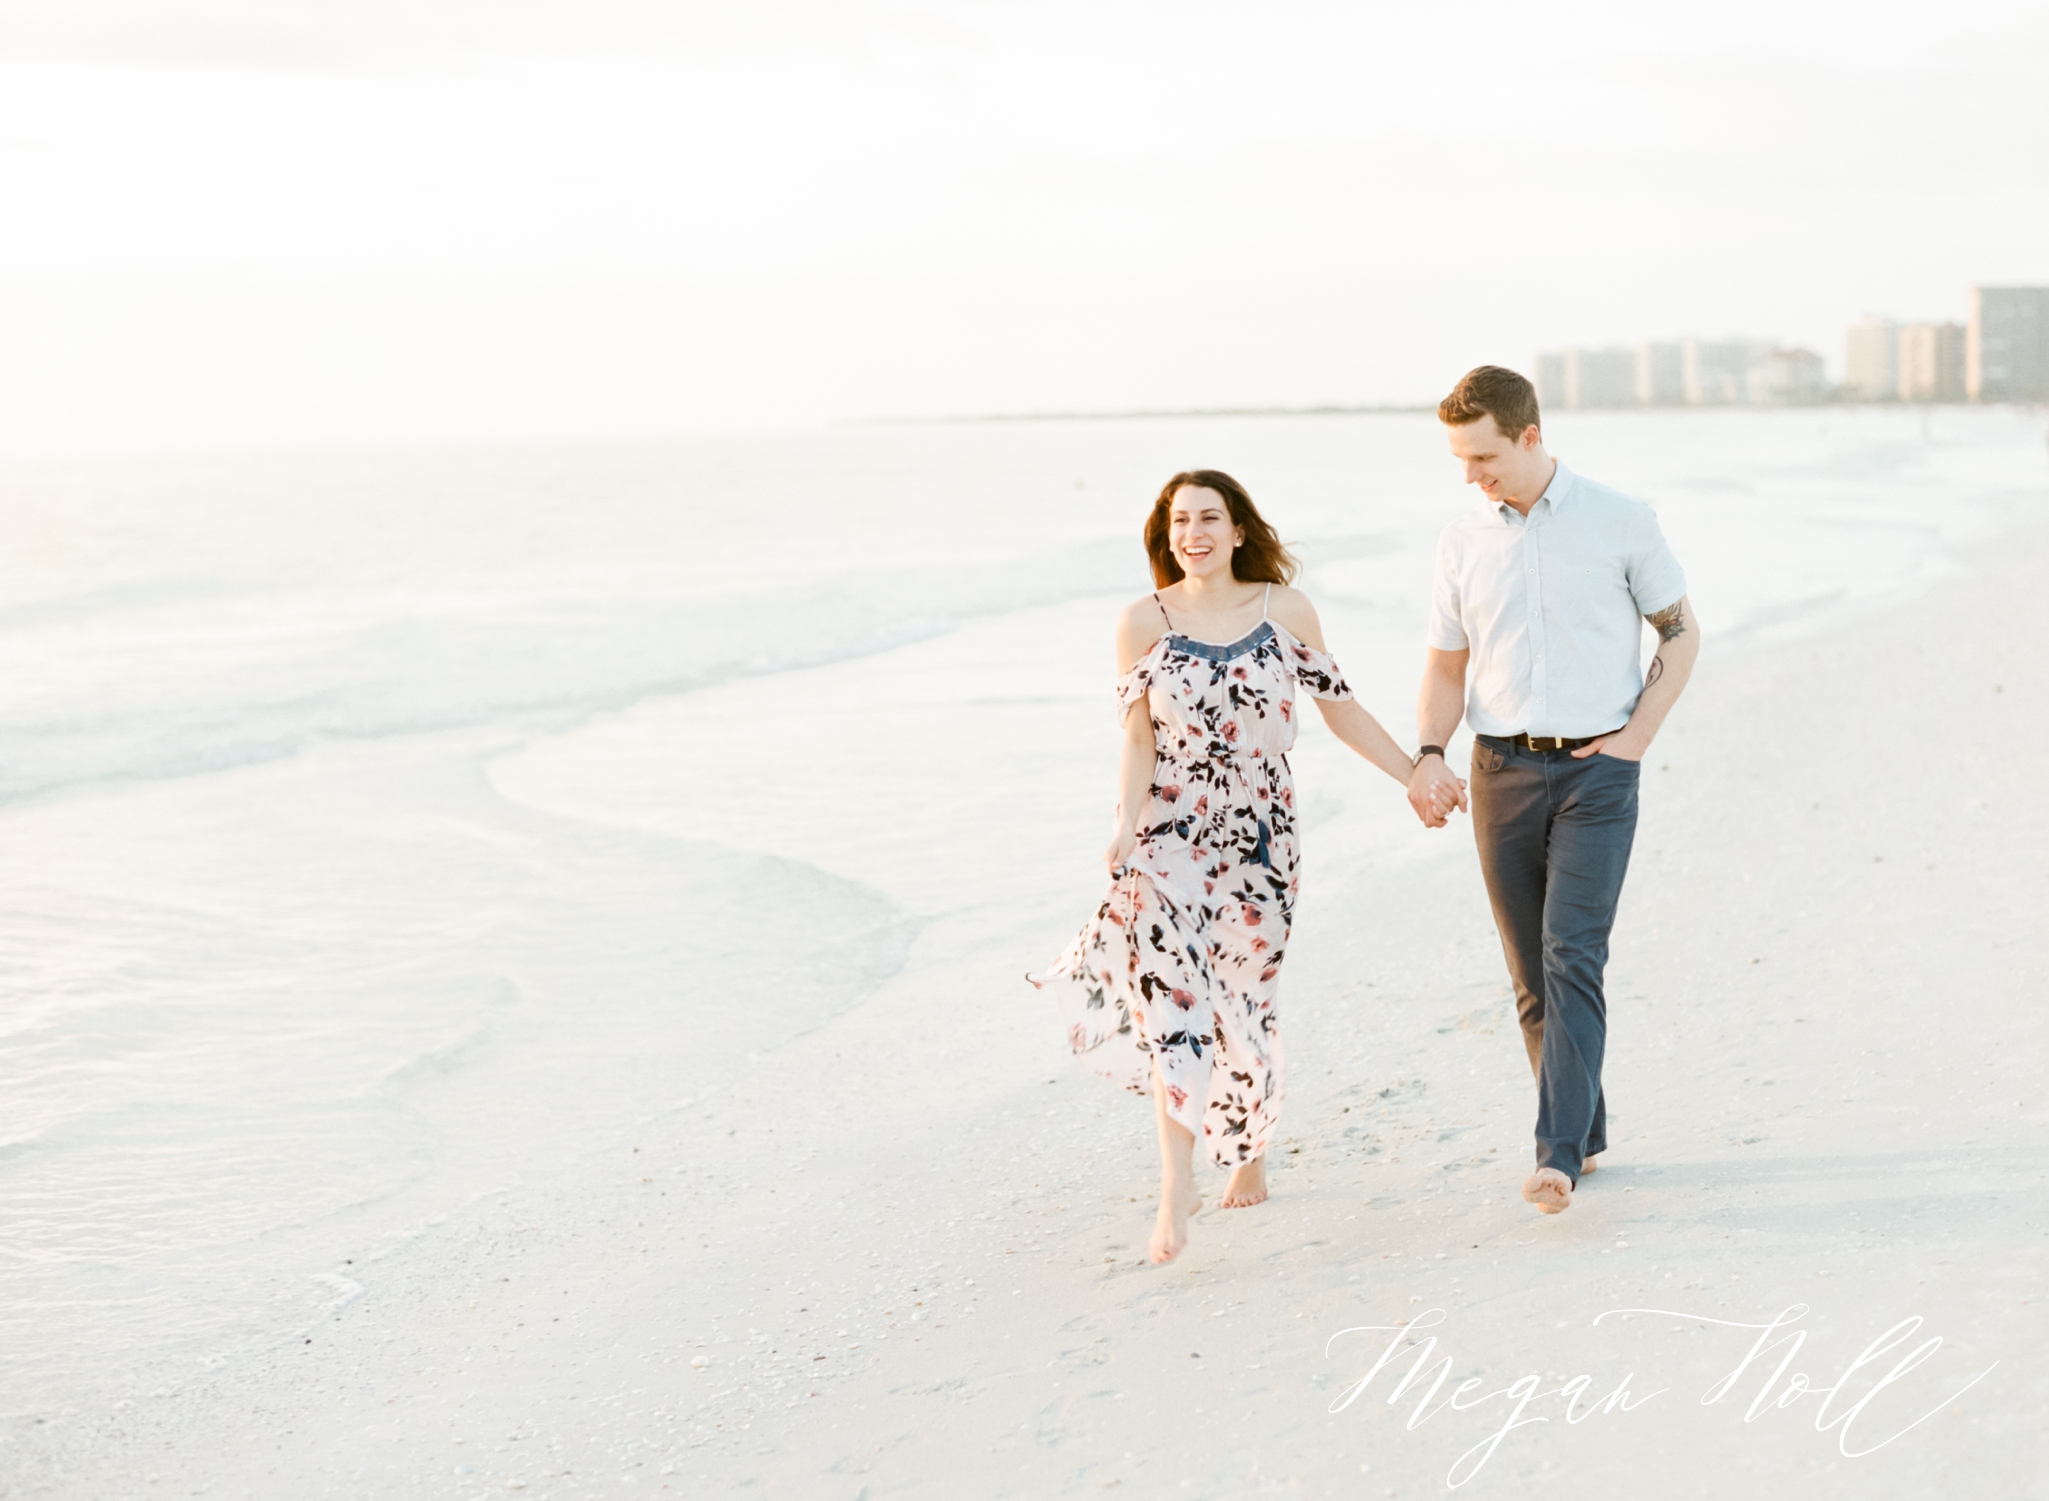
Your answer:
[1030,603,1352,1168]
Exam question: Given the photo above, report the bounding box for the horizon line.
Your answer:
[848,402,1439,426]
[854,393,2036,426]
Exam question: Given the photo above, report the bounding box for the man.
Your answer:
[1406,365,1699,1215]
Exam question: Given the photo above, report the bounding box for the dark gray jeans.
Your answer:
[1469,734,1640,1184]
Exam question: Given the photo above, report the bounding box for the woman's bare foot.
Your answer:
[1521,1167,1573,1214]
[1220,1156,1268,1208]
[1145,1063,1201,1263]
[1148,1181,1201,1263]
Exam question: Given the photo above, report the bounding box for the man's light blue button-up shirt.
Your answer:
[1428,461,1686,739]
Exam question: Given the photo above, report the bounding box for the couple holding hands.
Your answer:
[1031,365,1699,1264]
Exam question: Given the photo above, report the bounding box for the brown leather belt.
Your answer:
[1502,731,1604,753]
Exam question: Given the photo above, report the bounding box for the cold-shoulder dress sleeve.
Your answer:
[1284,636,1352,701]
[1115,641,1164,724]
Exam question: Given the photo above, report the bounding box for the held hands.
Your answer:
[1406,755,1468,829]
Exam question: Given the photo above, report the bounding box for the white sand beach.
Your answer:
[2,414,2045,1499]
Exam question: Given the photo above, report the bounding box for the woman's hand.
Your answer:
[1406,755,1469,827]
[1104,823,1138,873]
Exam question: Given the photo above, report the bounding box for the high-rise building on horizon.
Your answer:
[1532,348,1640,410]
[1749,348,1828,404]
[1535,335,1823,408]
[1897,322,1967,402]
[1968,286,2049,400]
[1845,316,1898,400]
[1683,339,1763,405]
[1564,347,1638,409]
[1635,342,1686,406]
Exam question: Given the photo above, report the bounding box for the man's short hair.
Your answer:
[1438,365,1541,439]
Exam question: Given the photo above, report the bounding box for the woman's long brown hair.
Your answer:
[1143,469,1299,590]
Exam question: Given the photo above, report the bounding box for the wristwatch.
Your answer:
[1416,744,1446,762]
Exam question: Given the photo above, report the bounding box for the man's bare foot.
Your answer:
[1521,1167,1573,1214]
[1581,1155,1599,1176]
[1220,1156,1268,1209]
[1148,1182,1202,1264]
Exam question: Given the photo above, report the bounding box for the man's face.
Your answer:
[1445,414,1541,504]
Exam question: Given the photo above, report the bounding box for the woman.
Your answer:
[1031,470,1425,1264]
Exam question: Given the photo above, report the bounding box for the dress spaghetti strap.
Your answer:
[1262,582,1271,620]
[1153,591,1174,630]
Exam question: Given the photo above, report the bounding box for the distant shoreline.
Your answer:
[851,403,1436,425]
[852,398,2038,426]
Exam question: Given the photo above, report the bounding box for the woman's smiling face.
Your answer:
[1168,485,1242,582]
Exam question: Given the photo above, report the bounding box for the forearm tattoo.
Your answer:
[1643,654,1665,691]
[1646,601,1687,642]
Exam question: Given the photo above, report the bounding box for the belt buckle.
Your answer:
[1529,734,1563,752]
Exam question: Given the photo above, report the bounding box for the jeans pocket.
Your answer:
[1471,741,1507,774]
[1587,750,1642,813]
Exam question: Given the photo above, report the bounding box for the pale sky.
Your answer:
[1,0,2043,451]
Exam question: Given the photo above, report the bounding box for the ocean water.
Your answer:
[1,405,2044,1413]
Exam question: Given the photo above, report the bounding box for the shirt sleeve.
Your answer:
[1426,528,1469,650]
[1626,505,1687,618]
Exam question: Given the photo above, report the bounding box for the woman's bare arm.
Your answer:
[1264,587,1417,785]
[1105,600,1167,870]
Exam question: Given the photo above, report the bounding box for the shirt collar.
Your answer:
[1494,459,1573,522]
